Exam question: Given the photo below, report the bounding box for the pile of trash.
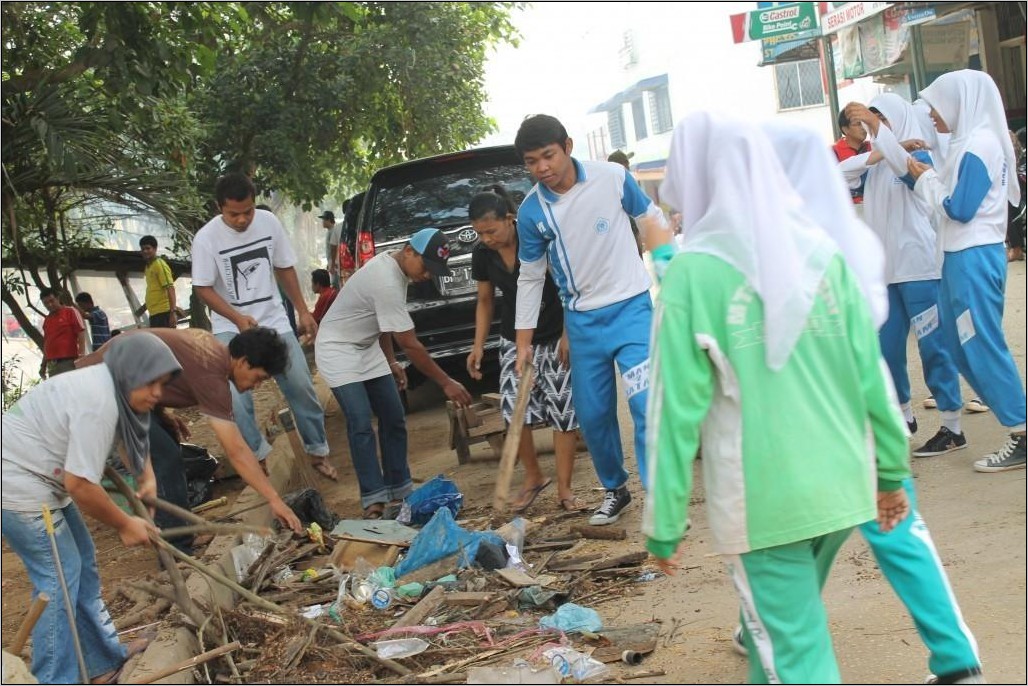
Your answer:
[127,476,670,684]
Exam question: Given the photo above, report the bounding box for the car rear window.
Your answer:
[367,161,534,243]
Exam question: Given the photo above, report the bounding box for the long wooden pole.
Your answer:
[493,359,535,511]
[103,467,206,630]
[42,505,89,683]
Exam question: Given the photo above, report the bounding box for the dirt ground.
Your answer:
[2,261,1025,683]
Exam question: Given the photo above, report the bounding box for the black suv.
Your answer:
[355,145,534,385]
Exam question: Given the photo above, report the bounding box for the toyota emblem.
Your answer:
[457,228,478,244]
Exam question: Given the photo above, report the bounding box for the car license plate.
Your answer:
[438,265,475,295]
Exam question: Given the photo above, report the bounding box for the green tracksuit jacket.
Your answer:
[643,253,911,558]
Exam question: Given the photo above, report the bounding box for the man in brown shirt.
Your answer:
[78,327,303,542]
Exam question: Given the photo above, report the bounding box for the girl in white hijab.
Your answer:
[841,93,967,456]
[765,116,984,686]
[643,112,911,685]
[905,69,1027,473]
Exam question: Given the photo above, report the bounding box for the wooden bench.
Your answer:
[447,393,505,464]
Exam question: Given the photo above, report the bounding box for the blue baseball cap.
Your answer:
[409,228,452,277]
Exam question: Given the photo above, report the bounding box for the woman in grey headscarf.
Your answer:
[1,333,181,684]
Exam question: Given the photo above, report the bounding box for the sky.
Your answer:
[477,1,761,149]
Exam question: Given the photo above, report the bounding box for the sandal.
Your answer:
[559,496,589,513]
[310,457,339,481]
[511,479,552,513]
[363,503,384,520]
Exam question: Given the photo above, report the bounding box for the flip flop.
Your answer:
[310,457,339,481]
[559,496,589,513]
[363,503,384,520]
[511,479,552,513]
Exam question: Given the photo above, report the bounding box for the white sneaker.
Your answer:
[964,398,989,413]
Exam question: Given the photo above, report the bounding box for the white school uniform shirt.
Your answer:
[191,209,297,336]
[839,104,941,284]
[514,158,660,330]
[1,365,119,511]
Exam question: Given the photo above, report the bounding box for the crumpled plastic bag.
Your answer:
[396,475,463,526]
[538,603,603,634]
[394,507,505,578]
[282,488,340,530]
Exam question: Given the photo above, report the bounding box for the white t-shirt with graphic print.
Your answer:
[191,209,298,336]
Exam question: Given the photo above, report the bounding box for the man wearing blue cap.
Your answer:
[315,228,473,519]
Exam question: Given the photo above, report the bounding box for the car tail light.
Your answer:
[357,228,376,267]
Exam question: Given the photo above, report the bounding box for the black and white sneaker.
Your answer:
[907,418,918,436]
[973,434,1027,473]
[588,485,632,526]
[912,427,967,457]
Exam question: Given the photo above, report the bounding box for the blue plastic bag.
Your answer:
[394,507,505,579]
[538,603,603,633]
[398,474,463,526]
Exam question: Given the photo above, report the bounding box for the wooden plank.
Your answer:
[278,408,317,490]
[493,360,534,511]
[480,393,502,408]
[443,592,497,607]
[330,540,401,571]
[393,585,446,629]
[467,418,506,439]
[571,525,627,541]
[462,406,483,428]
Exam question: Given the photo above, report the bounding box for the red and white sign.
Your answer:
[821,1,892,34]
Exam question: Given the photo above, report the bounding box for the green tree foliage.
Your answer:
[196,2,518,206]
[2,1,519,346]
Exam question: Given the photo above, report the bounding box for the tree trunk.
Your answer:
[1,284,44,351]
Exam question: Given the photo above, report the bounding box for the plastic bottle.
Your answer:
[371,586,394,610]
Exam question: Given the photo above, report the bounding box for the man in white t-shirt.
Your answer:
[192,172,336,479]
[315,228,472,519]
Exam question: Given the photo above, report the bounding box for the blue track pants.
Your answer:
[940,244,1026,428]
[879,280,962,411]
[563,291,652,491]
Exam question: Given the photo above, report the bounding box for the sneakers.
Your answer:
[912,426,968,457]
[923,396,989,413]
[907,418,918,436]
[731,626,748,657]
[964,398,989,414]
[973,433,1027,473]
[924,667,986,684]
[588,485,632,525]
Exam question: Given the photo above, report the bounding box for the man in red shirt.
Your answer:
[39,287,86,378]
[832,106,872,204]
[310,269,338,324]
